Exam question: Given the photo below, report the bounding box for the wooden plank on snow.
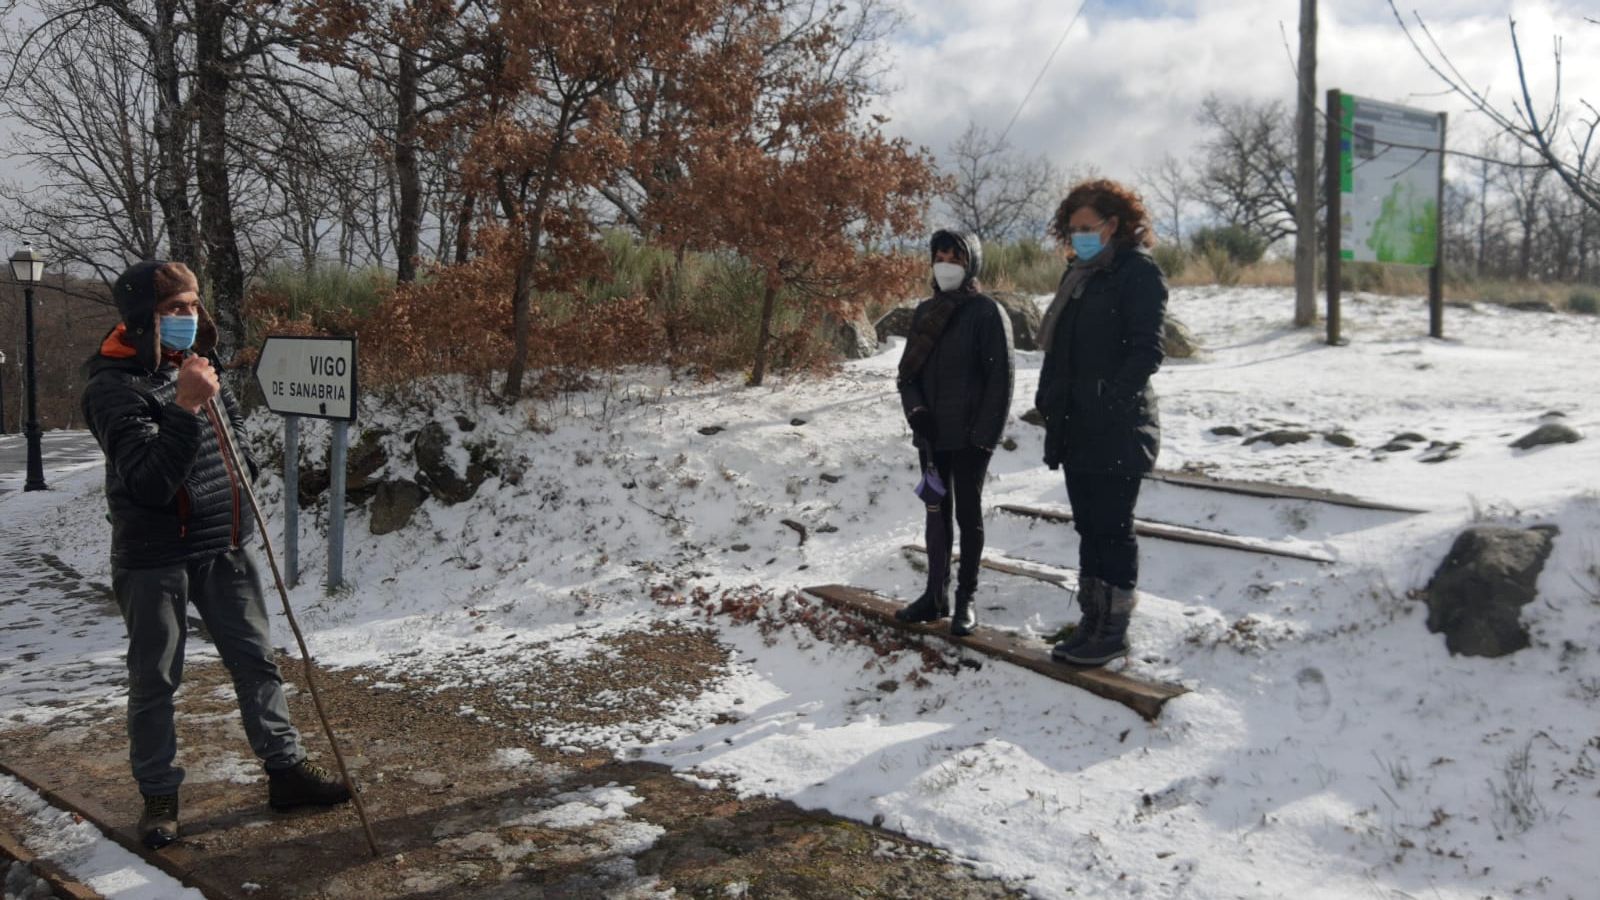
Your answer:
[1147,470,1426,514]
[0,822,105,900]
[997,504,1337,565]
[801,584,1188,721]
[0,759,247,900]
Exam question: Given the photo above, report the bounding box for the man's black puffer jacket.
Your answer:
[82,354,255,570]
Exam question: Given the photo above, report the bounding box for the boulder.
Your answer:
[1163,317,1202,359]
[370,480,427,535]
[874,305,918,344]
[1244,429,1313,447]
[1020,408,1046,428]
[347,428,392,493]
[1423,525,1558,657]
[990,291,1044,351]
[1511,423,1582,450]
[1323,432,1357,448]
[823,307,877,360]
[414,421,485,505]
[1210,425,1244,438]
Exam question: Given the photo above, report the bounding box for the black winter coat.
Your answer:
[82,354,256,569]
[898,292,1015,452]
[1036,246,1167,474]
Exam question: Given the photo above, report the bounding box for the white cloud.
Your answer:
[873,0,1600,191]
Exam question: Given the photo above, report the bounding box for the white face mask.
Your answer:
[932,262,965,292]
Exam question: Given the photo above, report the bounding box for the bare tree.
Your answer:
[1138,153,1195,245]
[1193,94,1309,249]
[938,121,1058,242]
[1392,4,1598,214]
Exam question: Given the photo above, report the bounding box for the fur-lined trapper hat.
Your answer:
[110,261,218,370]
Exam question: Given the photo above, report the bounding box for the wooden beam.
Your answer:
[902,545,1074,588]
[997,504,1337,565]
[0,759,249,900]
[1148,469,1426,514]
[0,823,105,900]
[802,584,1188,721]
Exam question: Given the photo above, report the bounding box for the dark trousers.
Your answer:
[923,446,992,596]
[1064,473,1142,590]
[112,548,304,796]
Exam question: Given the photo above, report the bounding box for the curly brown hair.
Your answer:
[1048,178,1156,251]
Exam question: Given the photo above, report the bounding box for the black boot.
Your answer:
[950,590,977,637]
[138,792,180,849]
[895,581,950,624]
[268,760,352,811]
[1058,586,1137,666]
[1051,577,1105,661]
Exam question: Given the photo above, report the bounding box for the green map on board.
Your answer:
[1366,181,1437,267]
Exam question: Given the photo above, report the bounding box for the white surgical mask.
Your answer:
[932,262,965,292]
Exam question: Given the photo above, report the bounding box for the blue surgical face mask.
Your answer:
[1071,232,1107,261]
[159,314,198,351]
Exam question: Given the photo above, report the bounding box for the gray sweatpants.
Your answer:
[113,548,305,796]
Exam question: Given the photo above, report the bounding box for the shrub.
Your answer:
[1151,243,1187,279]
[1190,224,1267,266]
[1569,289,1599,315]
[1201,243,1241,286]
[983,237,1064,294]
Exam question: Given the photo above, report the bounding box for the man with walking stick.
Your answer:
[81,260,350,850]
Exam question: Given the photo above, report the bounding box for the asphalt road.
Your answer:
[0,430,103,500]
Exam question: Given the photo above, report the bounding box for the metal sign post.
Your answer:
[254,335,358,590]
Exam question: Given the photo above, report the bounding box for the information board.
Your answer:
[1339,95,1444,266]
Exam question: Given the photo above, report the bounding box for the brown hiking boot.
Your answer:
[138,792,180,849]
[267,760,351,811]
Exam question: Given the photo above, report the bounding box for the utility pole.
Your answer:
[1294,0,1319,327]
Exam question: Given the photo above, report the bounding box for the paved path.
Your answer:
[0,431,103,500]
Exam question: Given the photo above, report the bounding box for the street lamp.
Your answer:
[10,244,46,490]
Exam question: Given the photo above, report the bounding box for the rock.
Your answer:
[790,418,807,427]
[1323,432,1357,448]
[1445,299,1476,310]
[298,467,329,506]
[823,306,877,360]
[730,543,751,553]
[873,305,918,344]
[1507,299,1557,313]
[1391,432,1427,444]
[1377,441,1415,453]
[1020,408,1046,427]
[1419,442,1463,463]
[347,428,392,493]
[370,480,426,535]
[1243,429,1312,447]
[780,519,808,545]
[1424,525,1558,657]
[819,473,843,484]
[816,523,839,534]
[1001,436,1018,452]
[1511,423,1582,450]
[990,291,1044,351]
[453,415,477,433]
[1210,425,1243,437]
[413,421,484,505]
[698,425,725,436]
[1163,317,1201,359]
[1541,410,1566,419]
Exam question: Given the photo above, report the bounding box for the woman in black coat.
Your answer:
[895,229,1015,636]
[1034,180,1167,666]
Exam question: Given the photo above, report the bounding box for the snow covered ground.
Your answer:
[5,285,1599,898]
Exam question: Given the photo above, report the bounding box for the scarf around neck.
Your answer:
[1037,242,1117,356]
[897,290,970,382]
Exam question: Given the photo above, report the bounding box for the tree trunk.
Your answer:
[194,0,244,363]
[748,276,779,387]
[395,46,422,283]
[503,176,553,401]
[152,0,196,264]
[455,191,475,264]
[1292,0,1317,327]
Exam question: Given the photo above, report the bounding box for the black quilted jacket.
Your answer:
[82,355,256,569]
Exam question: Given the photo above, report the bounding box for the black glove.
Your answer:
[907,407,937,443]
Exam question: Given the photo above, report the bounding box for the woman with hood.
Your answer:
[1035,180,1168,666]
[895,230,1014,636]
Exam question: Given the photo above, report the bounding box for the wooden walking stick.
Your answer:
[207,393,380,858]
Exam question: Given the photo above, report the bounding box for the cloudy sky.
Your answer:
[874,0,1600,185]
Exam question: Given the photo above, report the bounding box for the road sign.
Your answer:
[254,335,358,421]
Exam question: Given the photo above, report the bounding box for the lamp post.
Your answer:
[0,349,7,434]
[10,245,46,491]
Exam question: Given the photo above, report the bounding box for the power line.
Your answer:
[998,0,1090,145]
